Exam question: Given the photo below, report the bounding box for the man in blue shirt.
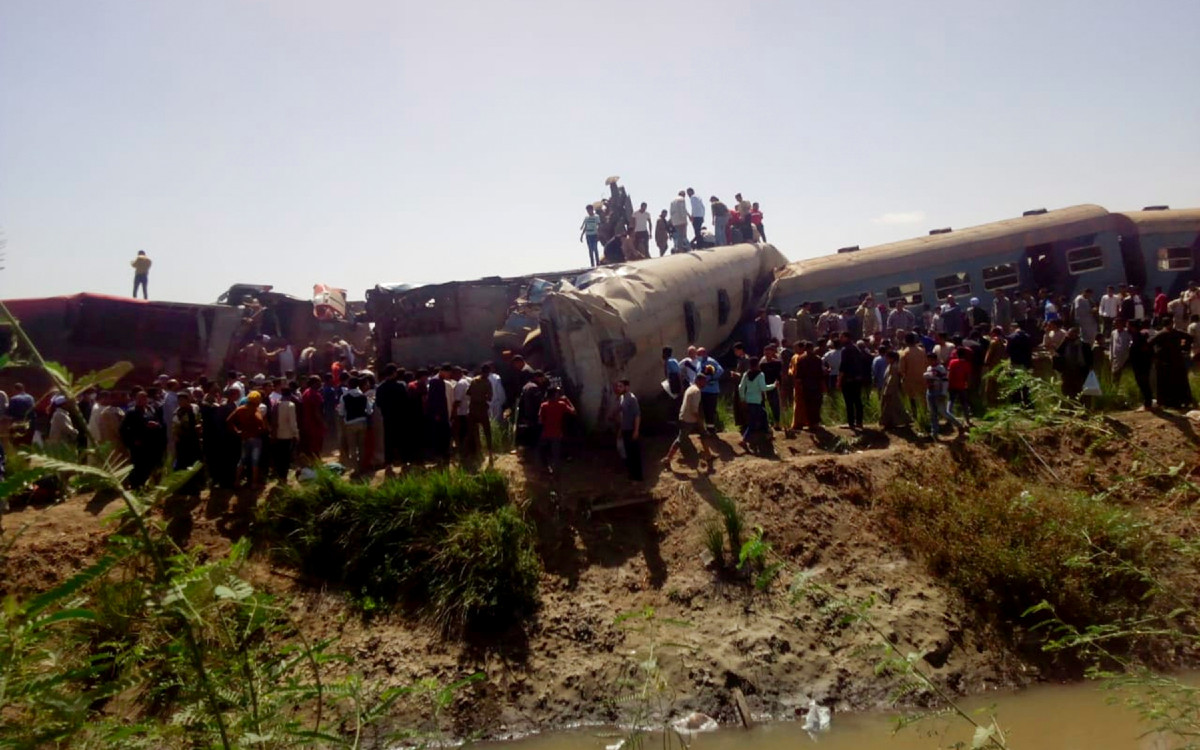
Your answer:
[694,347,724,433]
[663,346,682,419]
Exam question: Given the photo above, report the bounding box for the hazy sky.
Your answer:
[2,0,1198,304]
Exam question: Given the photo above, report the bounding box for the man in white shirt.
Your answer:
[1098,285,1120,336]
[668,191,690,251]
[452,366,472,455]
[687,188,705,243]
[272,384,299,480]
[767,309,784,344]
[631,202,652,259]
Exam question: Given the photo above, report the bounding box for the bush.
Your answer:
[877,465,1161,644]
[258,469,540,632]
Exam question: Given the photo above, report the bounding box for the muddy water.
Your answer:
[481,680,1182,750]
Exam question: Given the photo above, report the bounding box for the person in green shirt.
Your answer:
[737,358,776,451]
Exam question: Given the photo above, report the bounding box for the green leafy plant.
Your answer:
[258,468,540,632]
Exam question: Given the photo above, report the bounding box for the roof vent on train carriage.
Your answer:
[1022,208,1048,216]
[836,245,860,254]
[928,227,952,235]
[1143,205,1170,211]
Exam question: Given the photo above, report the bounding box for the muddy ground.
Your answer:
[2,411,1198,741]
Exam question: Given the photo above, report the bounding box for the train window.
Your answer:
[982,263,1020,291]
[1066,245,1104,274]
[933,272,972,299]
[1157,247,1194,272]
[717,289,731,325]
[684,301,698,343]
[835,293,866,311]
[885,282,924,306]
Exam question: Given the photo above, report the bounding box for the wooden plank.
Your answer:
[732,687,754,729]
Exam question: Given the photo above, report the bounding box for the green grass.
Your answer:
[876,464,1163,646]
[257,468,540,632]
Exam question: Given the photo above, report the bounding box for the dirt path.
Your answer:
[3,411,1198,740]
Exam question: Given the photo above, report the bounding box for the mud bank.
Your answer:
[3,411,1197,741]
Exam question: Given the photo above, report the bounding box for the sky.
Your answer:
[1,0,1198,304]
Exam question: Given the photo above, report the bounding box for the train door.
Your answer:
[1023,243,1059,293]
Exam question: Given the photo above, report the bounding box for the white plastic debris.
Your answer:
[803,699,831,733]
[671,712,719,735]
[605,741,626,750]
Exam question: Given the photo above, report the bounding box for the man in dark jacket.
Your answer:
[837,333,872,430]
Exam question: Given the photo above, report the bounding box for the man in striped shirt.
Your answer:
[579,204,601,267]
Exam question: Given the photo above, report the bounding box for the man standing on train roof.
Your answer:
[654,210,671,257]
[131,250,152,299]
[709,196,730,247]
[1099,285,1120,336]
[669,191,690,252]
[631,202,652,258]
[580,204,601,267]
[687,188,705,243]
[751,203,766,242]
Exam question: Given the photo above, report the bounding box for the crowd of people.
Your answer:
[7,278,1200,492]
[658,282,1200,468]
[580,187,767,266]
[0,344,569,491]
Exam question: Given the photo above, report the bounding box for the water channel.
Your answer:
[479,680,1182,750]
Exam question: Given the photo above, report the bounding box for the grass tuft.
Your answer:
[258,468,540,632]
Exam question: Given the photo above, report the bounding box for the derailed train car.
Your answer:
[365,269,589,370]
[0,294,244,390]
[767,204,1200,318]
[539,243,788,427]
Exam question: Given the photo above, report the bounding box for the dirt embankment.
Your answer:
[3,411,1198,740]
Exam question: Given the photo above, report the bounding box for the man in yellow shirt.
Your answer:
[131,250,151,299]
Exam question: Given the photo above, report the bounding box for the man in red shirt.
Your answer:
[537,387,575,474]
[946,347,974,429]
[1154,286,1170,326]
[750,202,766,242]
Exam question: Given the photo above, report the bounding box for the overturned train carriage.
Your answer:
[539,243,788,427]
[365,269,589,371]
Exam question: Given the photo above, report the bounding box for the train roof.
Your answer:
[1114,208,1200,234]
[774,204,1112,290]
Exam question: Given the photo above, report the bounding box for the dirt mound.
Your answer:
[2,411,1196,739]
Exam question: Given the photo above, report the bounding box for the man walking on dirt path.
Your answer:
[664,372,716,469]
[131,250,151,299]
